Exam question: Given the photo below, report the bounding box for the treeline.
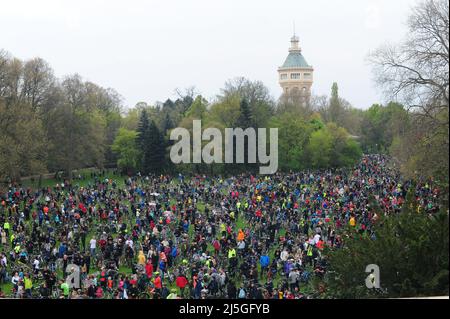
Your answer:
[0,51,443,182]
[0,51,364,181]
[112,77,365,176]
[322,0,449,299]
[324,188,449,298]
[0,0,448,185]
[0,51,123,181]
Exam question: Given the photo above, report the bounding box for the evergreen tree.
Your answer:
[323,191,449,298]
[238,98,252,128]
[140,118,166,174]
[237,98,255,172]
[148,120,166,173]
[136,109,165,174]
[137,109,150,149]
[162,112,173,133]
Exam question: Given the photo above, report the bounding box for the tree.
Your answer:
[137,109,165,174]
[111,128,140,174]
[269,113,313,171]
[137,109,150,149]
[21,57,55,110]
[84,82,123,166]
[237,98,252,128]
[328,82,342,124]
[369,0,449,185]
[207,94,241,128]
[144,120,166,174]
[324,194,449,298]
[327,122,362,168]
[45,75,106,178]
[185,95,208,120]
[236,98,254,171]
[302,121,362,170]
[307,128,333,169]
[369,0,449,118]
[218,77,274,128]
[0,99,47,181]
[162,111,174,133]
[360,102,410,153]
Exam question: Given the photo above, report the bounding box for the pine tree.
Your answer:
[237,98,256,172]
[137,109,150,149]
[136,109,165,174]
[238,98,252,128]
[162,112,173,133]
[146,120,166,173]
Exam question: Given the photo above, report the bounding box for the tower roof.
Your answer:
[279,51,312,70]
[279,34,312,70]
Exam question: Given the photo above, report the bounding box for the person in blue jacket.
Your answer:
[260,253,270,279]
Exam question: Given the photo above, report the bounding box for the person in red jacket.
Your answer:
[145,260,153,278]
[176,274,189,297]
[153,272,162,297]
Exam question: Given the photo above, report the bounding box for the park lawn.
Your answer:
[21,169,123,189]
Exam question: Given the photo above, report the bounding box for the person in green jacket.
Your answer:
[60,280,70,299]
[3,221,10,238]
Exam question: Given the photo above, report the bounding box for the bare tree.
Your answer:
[0,50,11,97]
[174,86,199,100]
[369,0,449,128]
[369,0,449,182]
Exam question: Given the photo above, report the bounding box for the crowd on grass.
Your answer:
[0,155,441,299]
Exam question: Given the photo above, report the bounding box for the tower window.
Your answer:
[290,73,301,79]
[280,73,287,80]
[304,73,311,79]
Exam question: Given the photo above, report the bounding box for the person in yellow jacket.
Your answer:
[137,250,146,265]
[24,274,33,298]
[307,244,314,257]
[228,248,236,259]
[349,216,356,227]
[220,223,226,236]
[3,221,10,237]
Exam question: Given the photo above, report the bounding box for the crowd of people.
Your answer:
[0,155,441,299]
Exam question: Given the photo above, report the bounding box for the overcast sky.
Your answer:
[1,0,416,109]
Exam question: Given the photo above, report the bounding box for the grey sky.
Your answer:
[1,0,415,109]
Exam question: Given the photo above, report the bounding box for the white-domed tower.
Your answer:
[278,34,314,105]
